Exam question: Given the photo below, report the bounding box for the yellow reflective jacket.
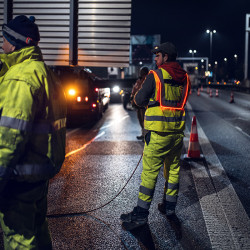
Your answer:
[0,46,67,185]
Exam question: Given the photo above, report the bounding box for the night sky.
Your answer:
[131,0,250,66]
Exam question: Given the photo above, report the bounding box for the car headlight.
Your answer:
[113,85,120,93]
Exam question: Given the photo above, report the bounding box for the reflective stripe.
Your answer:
[148,100,179,106]
[165,182,179,191]
[2,25,36,44]
[0,116,32,131]
[163,100,179,106]
[164,194,178,202]
[139,185,154,197]
[137,198,151,209]
[145,115,185,122]
[0,116,66,133]
[14,163,55,178]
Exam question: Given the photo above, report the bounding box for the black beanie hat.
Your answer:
[2,15,40,50]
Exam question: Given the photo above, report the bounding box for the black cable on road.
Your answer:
[47,153,143,218]
[47,153,143,249]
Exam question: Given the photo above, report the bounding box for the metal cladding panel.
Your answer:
[78,0,131,67]
[12,1,70,66]
[7,0,131,67]
[0,1,3,53]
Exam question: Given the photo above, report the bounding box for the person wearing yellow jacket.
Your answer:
[0,15,66,249]
[120,42,191,230]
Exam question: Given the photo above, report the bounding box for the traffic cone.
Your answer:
[215,89,219,97]
[197,88,200,96]
[229,91,234,103]
[209,89,213,97]
[189,88,192,95]
[184,116,204,160]
[200,85,203,92]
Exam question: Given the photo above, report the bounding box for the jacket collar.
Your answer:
[0,46,43,76]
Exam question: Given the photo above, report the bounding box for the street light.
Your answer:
[206,29,216,62]
[189,49,197,62]
[189,49,197,57]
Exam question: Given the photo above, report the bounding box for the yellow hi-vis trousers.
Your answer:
[137,131,184,210]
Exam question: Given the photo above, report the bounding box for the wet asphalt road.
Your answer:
[46,104,211,250]
[47,88,250,249]
[0,89,250,249]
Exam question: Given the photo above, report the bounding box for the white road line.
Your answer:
[185,102,250,249]
[100,115,129,130]
[65,114,130,157]
[235,126,250,139]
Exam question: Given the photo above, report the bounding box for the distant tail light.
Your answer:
[85,96,89,102]
[95,88,99,92]
[76,96,82,102]
[92,103,97,108]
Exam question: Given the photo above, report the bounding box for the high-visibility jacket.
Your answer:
[144,68,190,133]
[0,46,67,185]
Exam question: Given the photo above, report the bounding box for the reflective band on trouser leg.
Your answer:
[163,133,183,202]
[137,131,177,209]
[137,185,155,209]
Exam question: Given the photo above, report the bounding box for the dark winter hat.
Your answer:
[2,15,40,50]
[152,42,177,60]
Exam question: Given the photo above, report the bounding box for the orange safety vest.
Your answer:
[149,69,190,110]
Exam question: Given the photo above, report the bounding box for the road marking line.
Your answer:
[100,115,129,130]
[66,115,129,157]
[65,131,105,157]
[235,126,250,139]
[185,102,250,249]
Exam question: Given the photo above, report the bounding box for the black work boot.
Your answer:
[158,201,177,216]
[120,206,149,230]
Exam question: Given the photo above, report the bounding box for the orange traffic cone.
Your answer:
[197,88,200,96]
[229,91,234,103]
[209,89,213,97]
[200,85,203,92]
[215,89,219,97]
[184,116,204,160]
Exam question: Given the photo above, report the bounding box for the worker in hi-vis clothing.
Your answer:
[0,15,66,249]
[120,42,191,231]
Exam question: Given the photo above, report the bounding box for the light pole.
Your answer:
[206,29,216,63]
[189,49,197,61]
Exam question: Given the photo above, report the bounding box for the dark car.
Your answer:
[53,66,110,121]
